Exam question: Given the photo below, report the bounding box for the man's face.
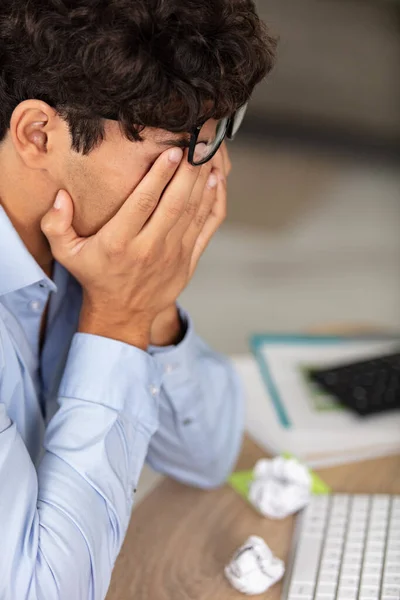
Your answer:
[61,118,217,238]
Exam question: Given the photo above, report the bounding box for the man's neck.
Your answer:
[0,146,55,274]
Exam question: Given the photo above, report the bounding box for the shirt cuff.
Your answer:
[147,307,198,386]
[59,333,164,434]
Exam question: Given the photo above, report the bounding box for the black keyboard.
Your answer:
[309,351,400,416]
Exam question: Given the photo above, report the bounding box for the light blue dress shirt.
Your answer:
[0,205,244,600]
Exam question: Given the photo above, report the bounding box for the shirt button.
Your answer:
[29,300,42,312]
[38,282,46,289]
[164,364,175,374]
[182,418,193,426]
[149,385,160,397]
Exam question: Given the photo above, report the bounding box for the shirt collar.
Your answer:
[0,205,57,296]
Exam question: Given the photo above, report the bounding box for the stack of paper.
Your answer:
[233,334,400,468]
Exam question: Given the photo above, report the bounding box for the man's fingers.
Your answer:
[41,190,83,259]
[183,167,220,248]
[102,147,183,242]
[171,162,213,237]
[146,150,202,236]
[189,174,227,272]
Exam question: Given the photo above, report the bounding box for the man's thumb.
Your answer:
[41,190,77,249]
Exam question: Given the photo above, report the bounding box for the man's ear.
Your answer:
[9,100,59,170]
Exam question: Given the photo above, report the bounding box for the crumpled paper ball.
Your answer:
[253,456,312,489]
[249,457,311,519]
[225,535,285,595]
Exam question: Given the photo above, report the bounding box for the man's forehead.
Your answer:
[153,130,191,147]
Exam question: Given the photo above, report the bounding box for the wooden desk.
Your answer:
[107,436,400,600]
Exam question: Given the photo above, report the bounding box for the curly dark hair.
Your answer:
[0,0,277,154]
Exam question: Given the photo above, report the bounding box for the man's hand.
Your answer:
[41,147,222,350]
[149,142,232,346]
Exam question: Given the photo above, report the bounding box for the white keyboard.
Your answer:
[282,494,400,600]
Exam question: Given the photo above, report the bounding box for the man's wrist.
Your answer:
[150,304,185,347]
[79,307,152,351]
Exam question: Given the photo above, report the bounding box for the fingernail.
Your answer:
[168,148,183,163]
[53,191,62,210]
[207,172,218,189]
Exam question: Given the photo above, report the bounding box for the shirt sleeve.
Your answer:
[0,333,163,600]
[147,308,245,489]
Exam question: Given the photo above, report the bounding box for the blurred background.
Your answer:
[180,0,400,354]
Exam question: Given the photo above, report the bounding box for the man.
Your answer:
[0,0,276,598]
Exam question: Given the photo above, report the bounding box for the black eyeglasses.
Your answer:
[187,103,248,166]
[97,101,248,166]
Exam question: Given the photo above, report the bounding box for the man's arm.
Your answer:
[146,308,244,489]
[0,331,162,600]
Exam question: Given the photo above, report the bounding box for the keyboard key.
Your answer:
[364,553,384,564]
[346,541,364,551]
[369,520,388,531]
[319,573,339,585]
[382,586,400,597]
[370,507,388,516]
[366,541,385,552]
[347,526,367,541]
[316,584,337,596]
[339,577,360,588]
[323,549,342,561]
[343,553,363,565]
[333,494,350,504]
[307,527,325,538]
[353,494,371,506]
[325,540,344,551]
[305,516,326,528]
[350,505,368,516]
[337,590,358,600]
[338,585,358,595]
[386,552,400,564]
[384,564,400,574]
[383,575,400,586]
[372,503,390,513]
[321,560,341,572]
[341,566,361,577]
[361,564,382,576]
[372,495,390,504]
[291,537,323,583]
[327,528,345,540]
[369,524,388,534]
[347,525,366,536]
[359,587,380,599]
[361,575,381,586]
[289,583,315,596]
[368,531,387,542]
[387,541,400,552]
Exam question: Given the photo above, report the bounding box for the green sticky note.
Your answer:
[228,469,254,501]
[228,454,331,503]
